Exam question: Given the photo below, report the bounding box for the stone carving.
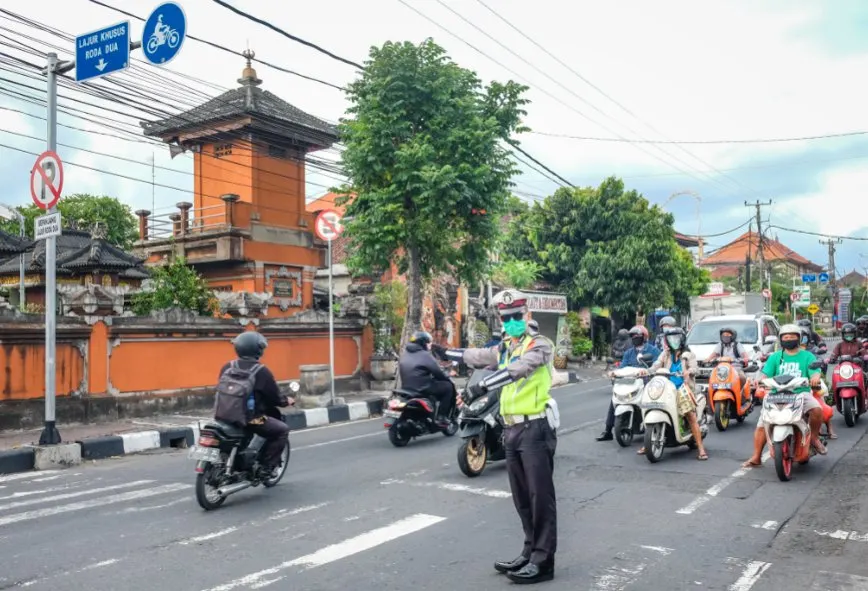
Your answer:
[215,291,272,317]
[148,306,199,324]
[264,265,303,309]
[58,284,132,319]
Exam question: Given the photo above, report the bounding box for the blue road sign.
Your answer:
[802,273,817,283]
[75,21,130,83]
[819,272,830,283]
[142,2,187,66]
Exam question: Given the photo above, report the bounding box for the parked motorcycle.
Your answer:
[190,381,300,510]
[639,367,709,463]
[759,362,826,482]
[700,357,758,431]
[383,385,459,447]
[610,366,648,447]
[455,369,504,477]
[829,355,868,427]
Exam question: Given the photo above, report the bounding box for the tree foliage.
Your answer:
[132,256,216,316]
[336,39,529,345]
[509,176,706,317]
[0,194,138,249]
[493,258,542,290]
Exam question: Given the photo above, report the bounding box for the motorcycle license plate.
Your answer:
[383,410,401,418]
[188,446,221,462]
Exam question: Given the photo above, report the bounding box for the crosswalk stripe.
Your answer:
[202,513,447,591]
[0,483,189,527]
[0,470,61,483]
[0,480,153,512]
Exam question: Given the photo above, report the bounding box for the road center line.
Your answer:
[729,560,771,590]
[0,480,153,512]
[381,478,511,498]
[677,450,771,515]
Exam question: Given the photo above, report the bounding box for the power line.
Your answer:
[697,219,752,238]
[770,225,868,241]
[529,129,868,144]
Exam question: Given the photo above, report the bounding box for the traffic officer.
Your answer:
[439,289,558,584]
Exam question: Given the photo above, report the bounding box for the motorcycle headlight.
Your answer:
[469,396,489,412]
[647,378,665,400]
[716,366,730,380]
[840,364,855,379]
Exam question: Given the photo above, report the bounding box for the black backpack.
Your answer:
[213,360,263,427]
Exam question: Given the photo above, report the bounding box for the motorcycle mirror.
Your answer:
[764,335,777,345]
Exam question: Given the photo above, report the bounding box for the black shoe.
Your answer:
[506,560,554,584]
[595,431,613,441]
[494,556,529,574]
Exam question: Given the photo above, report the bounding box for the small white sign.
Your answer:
[707,282,724,295]
[34,211,62,241]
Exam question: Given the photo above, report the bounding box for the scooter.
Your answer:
[610,366,648,447]
[383,385,459,447]
[639,368,709,463]
[701,357,759,431]
[829,355,868,427]
[759,361,826,482]
[455,369,505,477]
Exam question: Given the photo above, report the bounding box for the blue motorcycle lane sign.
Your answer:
[142,2,187,65]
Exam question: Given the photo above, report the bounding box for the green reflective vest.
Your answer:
[499,334,553,416]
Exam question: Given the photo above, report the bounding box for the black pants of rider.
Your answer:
[248,416,289,469]
[423,380,455,419]
[505,418,557,567]
[604,399,616,432]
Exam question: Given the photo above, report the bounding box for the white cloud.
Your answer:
[778,165,868,238]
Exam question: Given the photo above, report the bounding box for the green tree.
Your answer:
[493,258,542,290]
[336,39,529,346]
[0,194,138,249]
[670,245,710,312]
[132,256,216,316]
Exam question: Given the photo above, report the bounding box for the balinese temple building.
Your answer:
[134,50,339,317]
[0,228,32,307]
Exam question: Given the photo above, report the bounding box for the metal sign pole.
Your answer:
[327,238,336,405]
[39,53,60,445]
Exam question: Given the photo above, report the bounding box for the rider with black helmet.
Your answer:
[706,326,750,385]
[220,331,291,476]
[797,318,824,350]
[398,330,457,426]
[830,323,866,363]
[857,316,868,340]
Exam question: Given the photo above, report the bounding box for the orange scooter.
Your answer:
[702,357,759,431]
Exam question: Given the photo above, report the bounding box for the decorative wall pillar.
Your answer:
[169,213,182,238]
[221,193,240,228]
[135,209,151,240]
[176,202,192,237]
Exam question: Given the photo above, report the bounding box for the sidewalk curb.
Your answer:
[1,397,387,476]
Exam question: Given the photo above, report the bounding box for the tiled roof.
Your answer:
[306,192,353,215]
[0,229,32,254]
[0,229,147,276]
[840,270,867,287]
[700,230,822,270]
[142,86,338,144]
[675,231,700,247]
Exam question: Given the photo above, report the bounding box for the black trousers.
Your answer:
[505,419,557,564]
[423,381,456,418]
[604,399,616,431]
[248,417,289,468]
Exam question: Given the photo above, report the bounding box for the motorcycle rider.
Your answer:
[611,328,631,364]
[437,289,558,584]
[856,316,868,340]
[596,325,661,442]
[220,331,291,477]
[398,330,456,427]
[639,327,709,460]
[829,323,866,363]
[705,327,750,387]
[797,318,824,350]
[654,315,677,350]
[742,324,827,468]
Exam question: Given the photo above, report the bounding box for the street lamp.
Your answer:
[665,191,704,259]
[0,204,26,309]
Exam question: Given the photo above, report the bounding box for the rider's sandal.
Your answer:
[637,447,646,454]
[697,451,708,461]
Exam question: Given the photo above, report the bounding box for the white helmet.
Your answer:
[778,323,801,340]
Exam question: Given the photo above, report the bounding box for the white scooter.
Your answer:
[759,361,825,482]
[611,366,647,447]
[639,368,709,463]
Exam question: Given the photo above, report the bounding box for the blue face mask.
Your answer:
[503,318,527,338]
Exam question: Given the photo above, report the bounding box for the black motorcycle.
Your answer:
[383,385,459,447]
[189,383,298,510]
[456,369,505,477]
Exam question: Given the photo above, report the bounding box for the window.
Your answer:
[686,320,759,345]
[267,145,287,159]
[214,144,233,157]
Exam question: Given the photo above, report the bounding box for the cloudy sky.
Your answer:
[1,0,866,277]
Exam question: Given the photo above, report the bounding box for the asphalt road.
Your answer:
[1,377,866,590]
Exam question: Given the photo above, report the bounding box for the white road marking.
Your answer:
[31,474,67,482]
[751,521,779,530]
[639,545,673,555]
[0,470,60,483]
[0,480,153,512]
[267,503,329,521]
[678,451,771,515]
[293,432,381,450]
[380,478,511,498]
[202,513,446,591]
[0,483,189,527]
[814,529,868,542]
[0,480,92,501]
[593,563,646,590]
[728,560,771,591]
[108,496,188,515]
[19,557,123,587]
[179,526,238,545]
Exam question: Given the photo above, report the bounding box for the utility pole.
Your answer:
[820,237,842,289]
[745,200,772,293]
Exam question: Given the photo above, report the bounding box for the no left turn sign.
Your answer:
[315,209,344,242]
[30,150,64,210]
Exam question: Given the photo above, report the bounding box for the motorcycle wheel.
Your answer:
[773,439,793,482]
[388,423,411,447]
[442,406,459,437]
[263,438,290,488]
[146,37,158,53]
[644,423,665,463]
[168,31,180,48]
[714,401,730,432]
[843,398,857,427]
[615,414,633,447]
[195,463,226,510]
[457,437,487,477]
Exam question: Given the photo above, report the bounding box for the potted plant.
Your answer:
[369,281,406,382]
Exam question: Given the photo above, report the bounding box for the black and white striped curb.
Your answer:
[0,398,386,476]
